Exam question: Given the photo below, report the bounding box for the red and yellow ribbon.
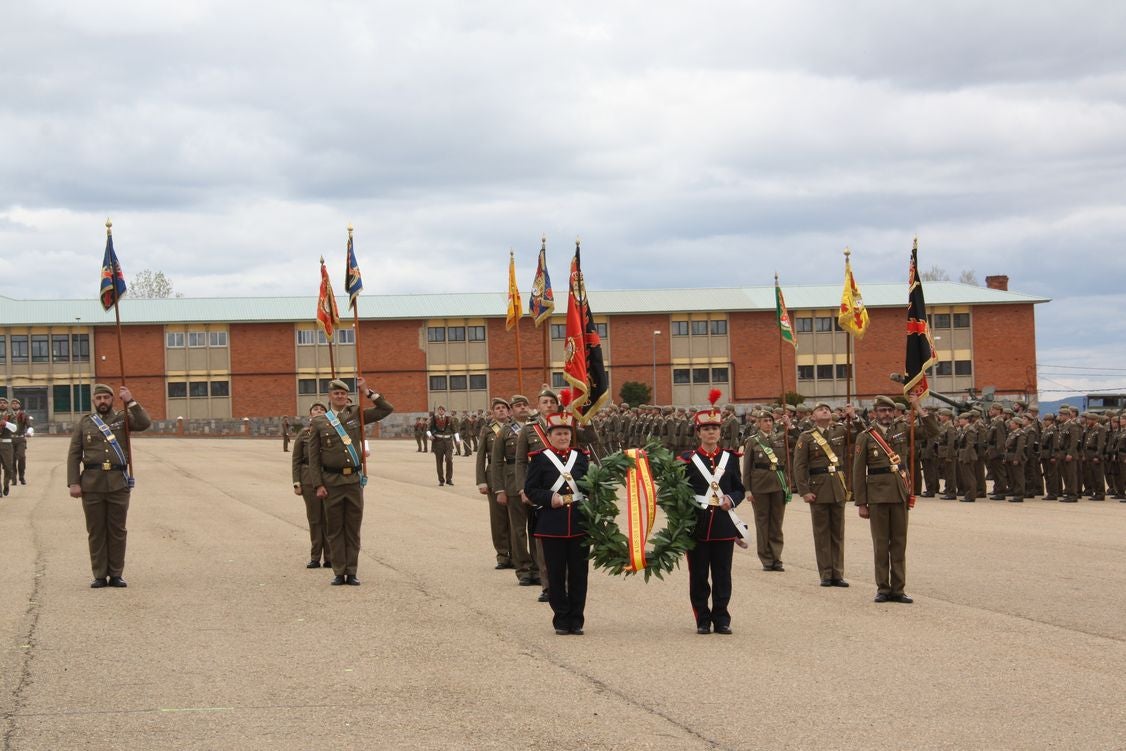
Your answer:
[624,449,657,572]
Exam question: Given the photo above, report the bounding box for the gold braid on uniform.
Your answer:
[580,441,698,582]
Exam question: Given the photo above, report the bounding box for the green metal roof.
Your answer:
[0,282,1047,326]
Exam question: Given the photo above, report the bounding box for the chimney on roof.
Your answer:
[985,275,1009,291]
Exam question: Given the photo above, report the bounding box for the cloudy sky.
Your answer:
[2,2,1125,397]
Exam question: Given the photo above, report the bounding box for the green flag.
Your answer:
[775,274,797,351]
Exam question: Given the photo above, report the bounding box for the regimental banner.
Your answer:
[903,239,938,400]
[505,251,522,331]
[562,241,609,422]
[344,230,363,312]
[838,251,870,338]
[99,227,127,311]
[528,238,555,327]
[623,449,657,572]
[316,257,342,341]
[775,274,797,350]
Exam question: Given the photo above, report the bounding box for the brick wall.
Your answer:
[357,319,428,412]
[230,322,296,417]
[602,314,669,403]
[93,324,168,419]
[972,305,1037,393]
[486,317,549,399]
[729,311,796,402]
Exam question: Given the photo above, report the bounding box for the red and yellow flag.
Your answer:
[316,257,341,341]
[838,250,870,338]
[623,449,658,573]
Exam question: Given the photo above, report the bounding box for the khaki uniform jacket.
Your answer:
[514,416,549,491]
[291,425,315,486]
[307,398,394,488]
[936,421,957,460]
[852,415,939,505]
[793,424,850,503]
[1058,419,1082,457]
[489,418,523,494]
[66,403,152,492]
[742,430,787,494]
[1005,428,1028,462]
[475,418,501,488]
[986,416,1007,459]
[956,427,977,462]
[721,415,741,450]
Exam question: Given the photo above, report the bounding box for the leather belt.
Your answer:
[868,465,904,475]
[0,439,11,444]
[753,462,778,470]
[85,462,126,471]
[323,467,356,476]
[809,466,837,475]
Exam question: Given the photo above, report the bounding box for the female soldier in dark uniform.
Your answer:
[680,390,747,635]
[524,401,591,635]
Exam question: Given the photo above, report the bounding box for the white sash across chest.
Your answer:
[543,450,583,501]
[691,452,730,508]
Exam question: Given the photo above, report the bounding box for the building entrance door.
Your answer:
[13,388,48,428]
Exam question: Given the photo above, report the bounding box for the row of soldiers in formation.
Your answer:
[0,395,33,496]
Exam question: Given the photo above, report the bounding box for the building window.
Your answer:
[469,374,487,390]
[168,382,187,398]
[690,367,709,383]
[816,364,834,380]
[550,323,566,340]
[74,384,91,411]
[209,331,228,347]
[53,384,71,412]
[72,334,90,362]
[51,335,70,362]
[297,379,318,395]
[189,382,209,398]
[188,332,207,348]
[166,332,185,348]
[835,364,850,380]
[0,336,5,363]
[795,318,813,333]
[595,322,609,338]
[815,317,833,333]
[691,321,709,336]
[953,313,970,328]
[335,329,354,344]
[933,313,951,329]
[671,321,689,336]
[296,330,317,345]
[935,361,953,376]
[429,375,448,391]
[710,320,727,336]
[449,375,468,390]
[797,365,814,381]
[552,372,566,388]
[672,368,691,384]
[467,326,486,342]
[31,335,49,362]
[954,360,972,375]
[210,381,230,397]
[427,327,446,343]
[447,327,466,342]
[10,336,28,363]
[711,367,729,383]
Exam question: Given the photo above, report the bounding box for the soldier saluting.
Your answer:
[66,384,151,588]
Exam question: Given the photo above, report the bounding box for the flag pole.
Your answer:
[510,250,524,394]
[775,272,792,483]
[320,256,338,379]
[348,224,368,477]
[842,248,855,497]
[540,236,551,389]
[106,218,133,478]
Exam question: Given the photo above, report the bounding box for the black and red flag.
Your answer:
[903,238,937,400]
[562,240,609,422]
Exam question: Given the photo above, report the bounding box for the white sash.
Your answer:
[691,451,730,508]
[543,450,584,501]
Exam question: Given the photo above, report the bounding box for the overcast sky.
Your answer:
[2,2,1124,397]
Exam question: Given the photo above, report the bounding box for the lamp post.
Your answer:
[652,330,661,402]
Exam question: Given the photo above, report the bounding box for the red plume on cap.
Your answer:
[559,388,573,408]
[708,389,722,407]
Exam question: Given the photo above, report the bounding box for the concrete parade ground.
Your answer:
[0,437,1123,751]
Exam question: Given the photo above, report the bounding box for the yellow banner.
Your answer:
[624,449,657,572]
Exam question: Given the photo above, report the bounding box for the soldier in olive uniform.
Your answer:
[1004,416,1029,502]
[491,394,539,586]
[1058,406,1082,502]
[742,410,790,571]
[1040,413,1060,500]
[307,378,394,585]
[477,397,513,570]
[853,395,937,603]
[955,412,978,502]
[429,406,455,485]
[414,418,426,452]
[66,384,151,587]
[793,402,854,587]
[0,396,15,496]
[10,398,31,486]
[1082,412,1106,500]
[292,402,330,568]
[933,408,958,499]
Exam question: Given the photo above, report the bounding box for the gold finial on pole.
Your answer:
[844,246,851,260]
[913,236,918,251]
[347,223,354,238]
[541,235,546,249]
[774,271,779,283]
[319,255,325,265]
[105,217,112,236]
[575,236,581,250]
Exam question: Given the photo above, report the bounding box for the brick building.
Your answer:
[0,279,1046,426]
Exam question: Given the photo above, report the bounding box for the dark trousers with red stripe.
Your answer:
[540,537,589,631]
[687,540,734,628]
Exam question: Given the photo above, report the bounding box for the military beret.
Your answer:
[754,410,774,420]
[308,401,327,413]
[510,394,529,405]
[1002,408,1013,416]
[873,395,897,408]
[93,383,114,396]
[538,386,559,401]
[970,408,982,417]
[328,379,350,392]
[1058,403,1073,412]
[1014,400,1028,408]
[9,398,19,406]
[784,405,796,413]
[796,404,811,413]
[937,408,953,417]
[0,396,7,403]
[989,403,1003,411]
[1042,413,1055,421]
[812,402,832,412]
[491,396,511,409]
[958,411,974,420]
[894,400,909,410]
[1027,405,1039,412]
[662,406,673,414]
[620,402,630,409]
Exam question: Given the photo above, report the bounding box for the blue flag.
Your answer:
[99,230,127,311]
[345,232,363,311]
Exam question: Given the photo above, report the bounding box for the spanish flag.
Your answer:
[505,251,522,331]
[838,251,870,338]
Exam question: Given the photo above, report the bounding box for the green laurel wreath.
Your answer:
[578,442,698,582]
